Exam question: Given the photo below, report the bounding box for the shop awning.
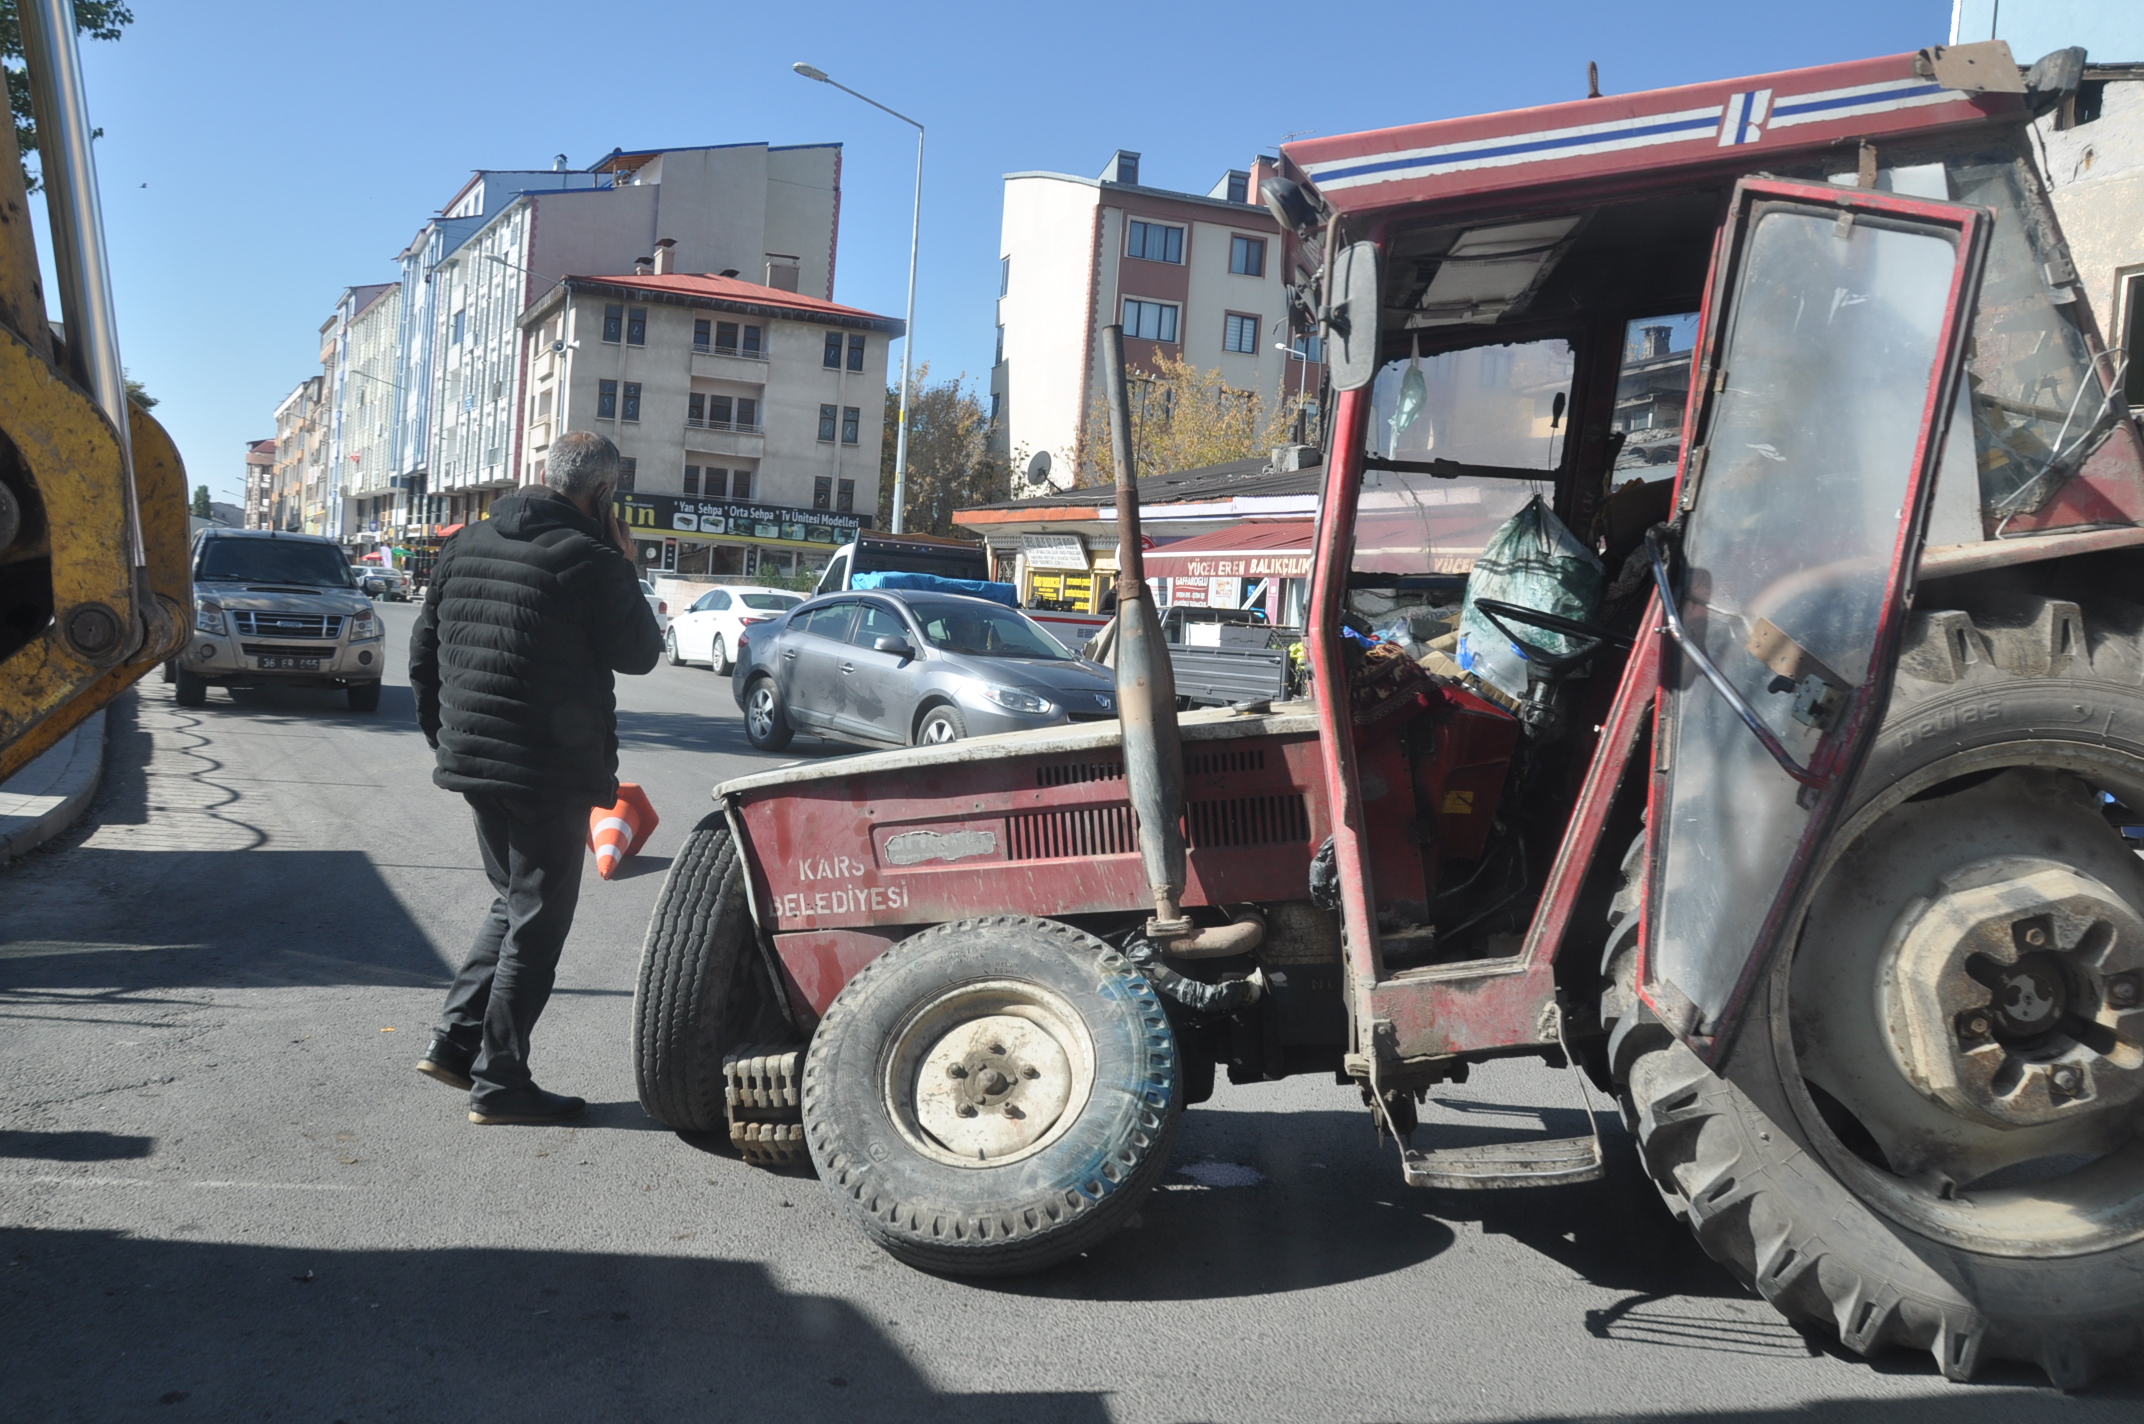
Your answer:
[1141,521,1314,579]
[435,523,465,538]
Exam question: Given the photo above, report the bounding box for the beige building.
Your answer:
[332,283,401,554]
[2037,62,2144,414]
[518,264,901,581]
[271,375,326,534]
[991,150,1324,487]
[242,439,275,530]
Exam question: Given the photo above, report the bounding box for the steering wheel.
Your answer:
[1470,598,1629,678]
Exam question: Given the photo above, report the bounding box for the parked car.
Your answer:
[355,565,408,601]
[731,590,1115,752]
[665,585,802,673]
[171,529,384,711]
[639,579,669,632]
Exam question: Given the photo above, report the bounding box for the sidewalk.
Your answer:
[0,709,106,863]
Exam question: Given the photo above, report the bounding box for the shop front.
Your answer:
[1139,520,1315,626]
[614,491,870,585]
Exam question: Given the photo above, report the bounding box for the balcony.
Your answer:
[683,418,765,459]
[690,342,769,384]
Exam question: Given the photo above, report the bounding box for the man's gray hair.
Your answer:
[546,431,622,500]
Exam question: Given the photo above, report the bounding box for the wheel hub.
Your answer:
[913,1014,1074,1160]
[1880,860,2144,1129]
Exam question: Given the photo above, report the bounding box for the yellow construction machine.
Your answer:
[0,1,190,781]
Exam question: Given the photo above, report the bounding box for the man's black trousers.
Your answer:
[436,792,587,1108]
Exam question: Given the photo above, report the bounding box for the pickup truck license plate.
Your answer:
[257,656,321,671]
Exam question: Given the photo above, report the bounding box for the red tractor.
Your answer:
[634,41,2144,1385]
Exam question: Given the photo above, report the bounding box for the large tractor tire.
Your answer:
[1615,592,2144,1386]
[803,916,1181,1276]
[633,813,785,1132]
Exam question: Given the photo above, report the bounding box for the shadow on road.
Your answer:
[0,1228,1108,1421]
[0,1130,154,1161]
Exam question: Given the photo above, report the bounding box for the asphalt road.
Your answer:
[2,601,2137,1422]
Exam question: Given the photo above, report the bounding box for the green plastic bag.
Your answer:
[1457,495,1604,699]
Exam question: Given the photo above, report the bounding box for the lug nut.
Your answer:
[2112,981,2140,1006]
[1021,1066,1040,1080]
[956,1104,978,1118]
[1963,1013,1992,1038]
[1004,1104,1024,1119]
[2023,926,2048,947]
[946,1064,968,1079]
[2051,1065,2083,1095]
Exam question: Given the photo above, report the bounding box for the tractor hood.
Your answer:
[714,703,1319,801]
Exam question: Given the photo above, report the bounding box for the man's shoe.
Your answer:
[416,1038,474,1092]
[468,1086,586,1125]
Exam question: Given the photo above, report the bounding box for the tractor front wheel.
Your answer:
[1619,593,2144,1386]
[803,916,1181,1276]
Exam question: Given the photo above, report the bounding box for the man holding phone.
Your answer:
[408,431,664,1124]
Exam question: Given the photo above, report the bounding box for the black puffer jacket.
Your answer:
[409,490,663,806]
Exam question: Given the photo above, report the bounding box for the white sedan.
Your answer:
[665,585,802,673]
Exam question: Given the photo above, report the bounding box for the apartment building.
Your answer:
[321,282,397,549]
[517,263,899,581]
[271,375,326,534]
[411,142,843,536]
[991,150,1324,487]
[242,439,275,530]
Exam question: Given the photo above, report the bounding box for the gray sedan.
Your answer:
[731,591,1117,751]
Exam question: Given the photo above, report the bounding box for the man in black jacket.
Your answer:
[408,431,664,1124]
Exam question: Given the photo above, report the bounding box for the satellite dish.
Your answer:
[1024,450,1053,486]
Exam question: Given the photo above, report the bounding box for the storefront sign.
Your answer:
[1020,533,1089,571]
[615,493,867,549]
[1174,552,1313,578]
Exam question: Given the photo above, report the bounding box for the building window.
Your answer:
[1223,313,1261,355]
[617,457,637,492]
[1290,331,1325,363]
[999,255,1010,297]
[742,325,763,357]
[818,403,837,442]
[622,382,642,422]
[995,325,1005,365]
[684,465,700,496]
[1226,171,1249,205]
[626,307,647,346]
[1230,235,1265,277]
[451,309,466,343]
[731,468,752,501]
[847,334,865,372]
[693,318,711,349]
[536,387,553,419]
[714,321,738,353]
[2123,271,2144,407]
[1126,220,1184,264]
[597,379,618,419]
[842,406,860,445]
[688,392,705,423]
[1122,298,1180,344]
[708,395,733,427]
[603,304,624,343]
[989,390,1002,422]
[737,397,758,431]
[824,332,844,369]
[836,478,854,513]
[814,476,833,510]
[704,467,729,499]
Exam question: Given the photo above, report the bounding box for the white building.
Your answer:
[330,283,401,554]
[518,265,900,582]
[991,150,1324,487]
[406,143,843,538]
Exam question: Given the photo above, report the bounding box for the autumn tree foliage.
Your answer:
[876,362,1006,537]
[1077,349,1313,488]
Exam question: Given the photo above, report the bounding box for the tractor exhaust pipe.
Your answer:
[1103,325,1192,941]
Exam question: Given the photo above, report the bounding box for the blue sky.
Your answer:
[51,0,1958,505]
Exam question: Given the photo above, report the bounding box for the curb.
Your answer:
[0,709,106,863]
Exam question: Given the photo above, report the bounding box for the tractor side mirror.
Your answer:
[874,635,916,659]
[1327,241,1382,392]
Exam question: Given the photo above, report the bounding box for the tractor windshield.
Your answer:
[1354,337,1572,575]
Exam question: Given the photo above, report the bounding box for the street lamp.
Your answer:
[793,61,922,535]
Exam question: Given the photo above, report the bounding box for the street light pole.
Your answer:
[793,62,922,535]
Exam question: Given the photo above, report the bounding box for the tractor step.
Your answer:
[1401,1134,1603,1190]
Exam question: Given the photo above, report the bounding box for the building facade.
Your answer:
[270,376,325,534]
[332,283,401,554]
[518,269,899,581]
[991,150,1324,487]
[411,142,844,538]
[242,438,275,529]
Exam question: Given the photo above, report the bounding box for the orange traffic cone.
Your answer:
[588,782,659,880]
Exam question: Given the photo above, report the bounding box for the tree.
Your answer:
[876,362,1006,538]
[2,2,134,187]
[1076,349,1313,488]
[190,484,209,519]
[123,370,153,408]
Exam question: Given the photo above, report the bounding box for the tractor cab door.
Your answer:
[1643,178,1990,1061]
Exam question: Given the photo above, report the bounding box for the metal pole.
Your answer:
[19,0,142,571]
[891,124,922,534]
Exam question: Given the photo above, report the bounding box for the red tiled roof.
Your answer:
[564,271,895,325]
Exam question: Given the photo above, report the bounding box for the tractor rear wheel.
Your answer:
[1618,593,2144,1386]
[634,813,785,1133]
[803,916,1181,1276]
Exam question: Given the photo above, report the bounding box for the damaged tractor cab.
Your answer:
[633,41,2144,1383]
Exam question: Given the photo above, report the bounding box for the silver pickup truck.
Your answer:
[172,530,385,711]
